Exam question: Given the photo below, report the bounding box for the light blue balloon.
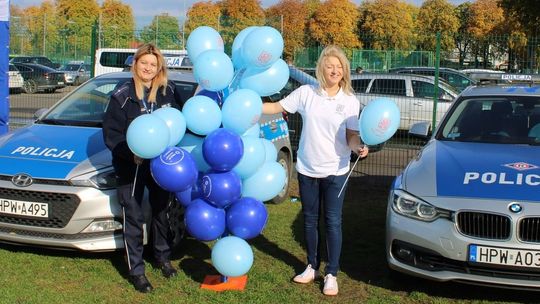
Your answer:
[152,107,186,147]
[127,114,170,159]
[232,26,258,70]
[261,138,277,162]
[241,26,284,69]
[358,98,400,145]
[186,26,224,63]
[233,136,266,179]
[222,89,262,135]
[239,59,290,97]
[211,236,254,277]
[194,50,234,92]
[242,123,261,138]
[182,95,222,136]
[177,133,211,172]
[242,161,286,202]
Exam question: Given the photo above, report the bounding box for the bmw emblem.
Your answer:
[509,203,523,213]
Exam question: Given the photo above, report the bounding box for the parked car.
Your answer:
[386,81,540,289]
[11,63,66,94]
[0,70,293,251]
[389,66,477,92]
[57,61,91,86]
[10,55,60,69]
[8,64,24,93]
[352,73,459,131]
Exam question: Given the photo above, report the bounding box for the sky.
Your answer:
[10,0,470,28]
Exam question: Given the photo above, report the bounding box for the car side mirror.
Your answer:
[33,108,48,120]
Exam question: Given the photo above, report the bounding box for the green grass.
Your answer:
[0,178,536,303]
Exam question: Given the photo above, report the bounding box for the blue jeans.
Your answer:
[297,172,347,276]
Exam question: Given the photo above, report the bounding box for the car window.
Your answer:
[411,80,436,99]
[369,79,406,96]
[352,79,370,93]
[15,65,31,72]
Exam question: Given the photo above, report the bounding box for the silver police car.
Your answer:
[387,77,540,289]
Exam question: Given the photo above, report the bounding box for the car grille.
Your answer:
[456,211,511,240]
[0,175,71,186]
[518,217,540,243]
[0,187,80,228]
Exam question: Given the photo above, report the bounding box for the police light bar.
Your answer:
[471,72,540,84]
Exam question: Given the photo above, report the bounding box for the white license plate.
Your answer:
[58,82,64,85]
[0,198,48,218]
[469,244,540,268]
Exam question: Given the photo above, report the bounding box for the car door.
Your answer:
[410,80,453,129]
[366,78,411,130]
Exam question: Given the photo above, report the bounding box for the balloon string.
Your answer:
[131,164,139,197]
[338,155,361,198]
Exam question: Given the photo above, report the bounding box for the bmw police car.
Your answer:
[0,69,294,251]
[386,76,540,289]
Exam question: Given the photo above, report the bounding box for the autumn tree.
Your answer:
[467,0,504,68]
[100,0,135,49]
[454,2,474,66]
[218,0,265,49]
[499,0,540,35]
[359,0,415,50]
[266,0,308,62]
[308,0,360,49]
[140,14,181,49]
[56,0,100,59]
[185,1,221,34]
[415,0,459,52]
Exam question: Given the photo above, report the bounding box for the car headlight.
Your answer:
[70,170,118,189]
[391,189,450,222]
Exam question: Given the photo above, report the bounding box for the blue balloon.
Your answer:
[175,186,194,208]
[193,50,234,92]
[196,88,229,107]
[203,128,244,172]
[239,59,290,97]
[241,26,284,69]
[182,95,222,136]
[358,98,400,145]
[177,133,211,172]
[152,107,186,146]
[261,138,277,162]
[186,26,224,63]
[185,198,226,242]
[242,161,286,202]
[233,136,266,179]
[211,236,254,277]
[232,26,258,70]
[127,114,170,159]
[226,197,268,240]
[242,123,261,138]
[150,147,198,192]
[201,171,242,208]
[221,89,262,135]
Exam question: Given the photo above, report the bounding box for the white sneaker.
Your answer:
[323,274,338,296]
[293,264,319,284]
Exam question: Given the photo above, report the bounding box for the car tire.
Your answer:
[73,77,80,86]
[270,150,291,204]
[23,80,37,94]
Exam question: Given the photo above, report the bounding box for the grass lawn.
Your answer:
[0,177,537,303]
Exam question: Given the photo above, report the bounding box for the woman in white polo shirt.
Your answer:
[262,45,368,296]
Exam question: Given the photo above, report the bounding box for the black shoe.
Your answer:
[129,274,153,293]
[157,261,178,279]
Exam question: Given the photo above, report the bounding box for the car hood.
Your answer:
[0,124,112,179]
[402,141,540,201]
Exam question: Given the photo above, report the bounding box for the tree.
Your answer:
[266,0,308,61]
[218,0,266,49]
[467,0,504,68]
[100,0,135,49]
[140,14,181,50]
[415,0,459,52]
[454,2,474,66]
[185,1,221,34]
[499,0,540,35]
[308,0,360,49]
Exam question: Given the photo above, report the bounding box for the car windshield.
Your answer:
[61,64,82,71]
[437,96,540,145]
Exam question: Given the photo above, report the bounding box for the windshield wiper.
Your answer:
[37,118,66,125]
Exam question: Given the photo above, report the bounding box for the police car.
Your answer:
[386,75,540,289]
[0,70,294,251]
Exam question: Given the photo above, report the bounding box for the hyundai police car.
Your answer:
[387,78,540,289]
[0,70,294,251]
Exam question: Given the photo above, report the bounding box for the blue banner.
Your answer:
[0,0,9,135]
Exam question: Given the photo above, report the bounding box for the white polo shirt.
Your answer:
[280,84,360,178]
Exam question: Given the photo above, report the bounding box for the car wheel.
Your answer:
[73,77,80,86]
[270,150,291,204]
[23,80,37,94]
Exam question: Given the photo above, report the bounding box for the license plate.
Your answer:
[469,244,540,268]
[0,198,48,218]
[58,82,64,85]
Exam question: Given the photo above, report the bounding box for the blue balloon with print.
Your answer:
[152,107,186,147]
[239,59,289,97]
[221,89,262,135]
[211,236,254,277]
[242,161,286,202]
[150,147,198,192]
[203,128,244,172]
[127,114,170,159]
[193,50,234,92]
[186,26,224,63]
[226,197,268,240]
[231,26,258,70]
[185,198,226,242]
[233,136,266,179]
[241,26,284,69]
[201,170,242,208]
[358,98,400,145]
[182,95,222,136]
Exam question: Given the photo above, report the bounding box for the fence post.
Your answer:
[90,21,97,78]
[432,32,441,132]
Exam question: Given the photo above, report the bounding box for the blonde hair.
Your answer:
[315,45,354,95]
[131,43,168,103]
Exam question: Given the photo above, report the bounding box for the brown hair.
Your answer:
[131,43,168,103]
[315,45,354,95]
